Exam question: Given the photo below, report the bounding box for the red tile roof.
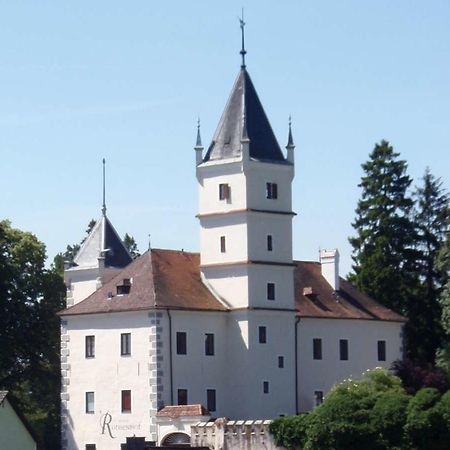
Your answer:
[156,404,210,418]
[59,250,406,322]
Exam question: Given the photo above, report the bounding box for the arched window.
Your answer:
[161,432,190,447]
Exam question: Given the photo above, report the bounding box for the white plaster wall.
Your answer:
[0,400,36,450]
[297,317,404,412]
[245,162,294,212]
[197,163,247,215]
[157,416,208,446]
[65,267,101,306]
[247,265,295,310]
[247,213,293,262]
[63,311,153,450]
[201,266,249,308]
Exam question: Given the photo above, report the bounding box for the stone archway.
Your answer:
[160,432,191,447]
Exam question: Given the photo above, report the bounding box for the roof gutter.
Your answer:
[166,309,174,405]
[295,316,301,415]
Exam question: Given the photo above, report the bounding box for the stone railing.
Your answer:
[191,418,282,450]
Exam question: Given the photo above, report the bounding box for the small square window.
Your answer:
[378,340,386,361]
[313,338,322,360]
[219,183,230,200]
[220,236,226,253]
[178,389,188,406]
[339,339,348,361]
[314,390,324,406]
[205,333,215,356]
[116,284,131,295]
[85,445,96,450]
[177,332,187,355]
[267,235,273,251]
[85,392,94,414]
[121,390,131,413]
[267,283,275,300]
[121,333,131,356]
[207,389,216,412]
[278,356,284,368]
[85,335,95,358]
[263,381,269,394]
[259,326,267,344]
[266,182,278,199]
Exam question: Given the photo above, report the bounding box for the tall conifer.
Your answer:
[349,140,416,314]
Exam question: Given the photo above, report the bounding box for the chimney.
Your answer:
[320,249,340,291]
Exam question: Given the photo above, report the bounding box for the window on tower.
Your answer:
[121,333,131,356]
[205,333,215,356]
[313,338,322,360]
[267,235,273,251]
[266,182,278,199]
[259,326,267,344]
[219,183,230,200]
[377,340,386,361]
[85,392,95,414]
[176,332,187,355]
[177,389,188,405]
[121,390,131,413]
[85,335,95,358]
[267,283,275,300]
[207,389,216,412]
[220,236,226,253]
[339,339,349,361]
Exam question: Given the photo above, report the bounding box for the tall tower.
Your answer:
[196,28,295,311]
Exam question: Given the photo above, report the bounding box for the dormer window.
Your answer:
[266,183,278,199]
[116,278,131,295]
[219,183,230,200]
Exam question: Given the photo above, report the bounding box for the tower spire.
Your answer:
[195,117,203,148]
[102,158,107,216]
[239,9,246,69]
[287,115,295,149]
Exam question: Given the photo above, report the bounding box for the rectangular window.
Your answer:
[121,390,131,413]
[378,340,386,361]
[116,284,131,295]
[177,389,188,406]
[120,333,131,356]
[219,183,230,200]
[85,445,96,450]
[267,235,273,251]
[85,335,95,358]
[313,338,322,360]
[176,332,187,355]
[266,182,278,199]
[220,236,226,253]
[85,392,94,414]
[259,326,267,344]
[314,390,324,406]
[207,389,216,412]
[205,333,215,356]
[339,339,349,361]
[267,283,275,300]
[278,356,284,368]
[263,381,269,394]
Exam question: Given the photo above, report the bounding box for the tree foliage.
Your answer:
[123,233,140,259]
[349,140,416,314]
[0,220,66,449]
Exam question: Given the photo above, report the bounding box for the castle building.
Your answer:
[59,33,405,450]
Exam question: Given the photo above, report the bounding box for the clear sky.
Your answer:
[1,1,449,276]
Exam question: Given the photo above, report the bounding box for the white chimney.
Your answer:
[320,249,340,291]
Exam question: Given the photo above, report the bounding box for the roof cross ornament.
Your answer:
[102,158,107,217]
[239,9,246,69]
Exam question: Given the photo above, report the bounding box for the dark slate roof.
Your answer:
[203,68,286,163]
[72,215,132,269]
[60,250,405,323]
[294,261,406,322]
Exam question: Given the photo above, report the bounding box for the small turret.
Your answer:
[194,118,204,166]
[286,116,295,164]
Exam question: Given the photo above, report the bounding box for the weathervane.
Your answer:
[239,9,246,69]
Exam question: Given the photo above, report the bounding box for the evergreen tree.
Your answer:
[123,233,140,259]
[349,140,416,314]
[407,169,449,363]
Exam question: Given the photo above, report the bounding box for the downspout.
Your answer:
[295,316,301,414]
[167,309,174,405]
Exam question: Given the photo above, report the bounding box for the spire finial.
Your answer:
[286,115,295,149]
[102,158,107,216]
[195,117,203,148]
[239,9,246,69]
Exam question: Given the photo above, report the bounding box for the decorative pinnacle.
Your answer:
[286,115,295,149]
[195,117,203,148]
[239,9,246,69]
[102,158,107,216]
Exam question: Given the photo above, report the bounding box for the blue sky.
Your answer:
[1,1,449,276]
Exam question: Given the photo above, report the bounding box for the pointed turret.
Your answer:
[194,118,204,165]
[286,116,295,164]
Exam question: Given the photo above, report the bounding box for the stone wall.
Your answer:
[191,418,282,450]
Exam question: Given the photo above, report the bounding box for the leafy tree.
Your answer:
[407,169,450,363]
[0,220,66,449]
[123,233,140,259]
[349,140,417,315]
[269,414,309,450]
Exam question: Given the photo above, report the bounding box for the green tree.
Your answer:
[0,220,66,449]
[407,169,449,363]
[123,233,140,259]
[349,140,417,314]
